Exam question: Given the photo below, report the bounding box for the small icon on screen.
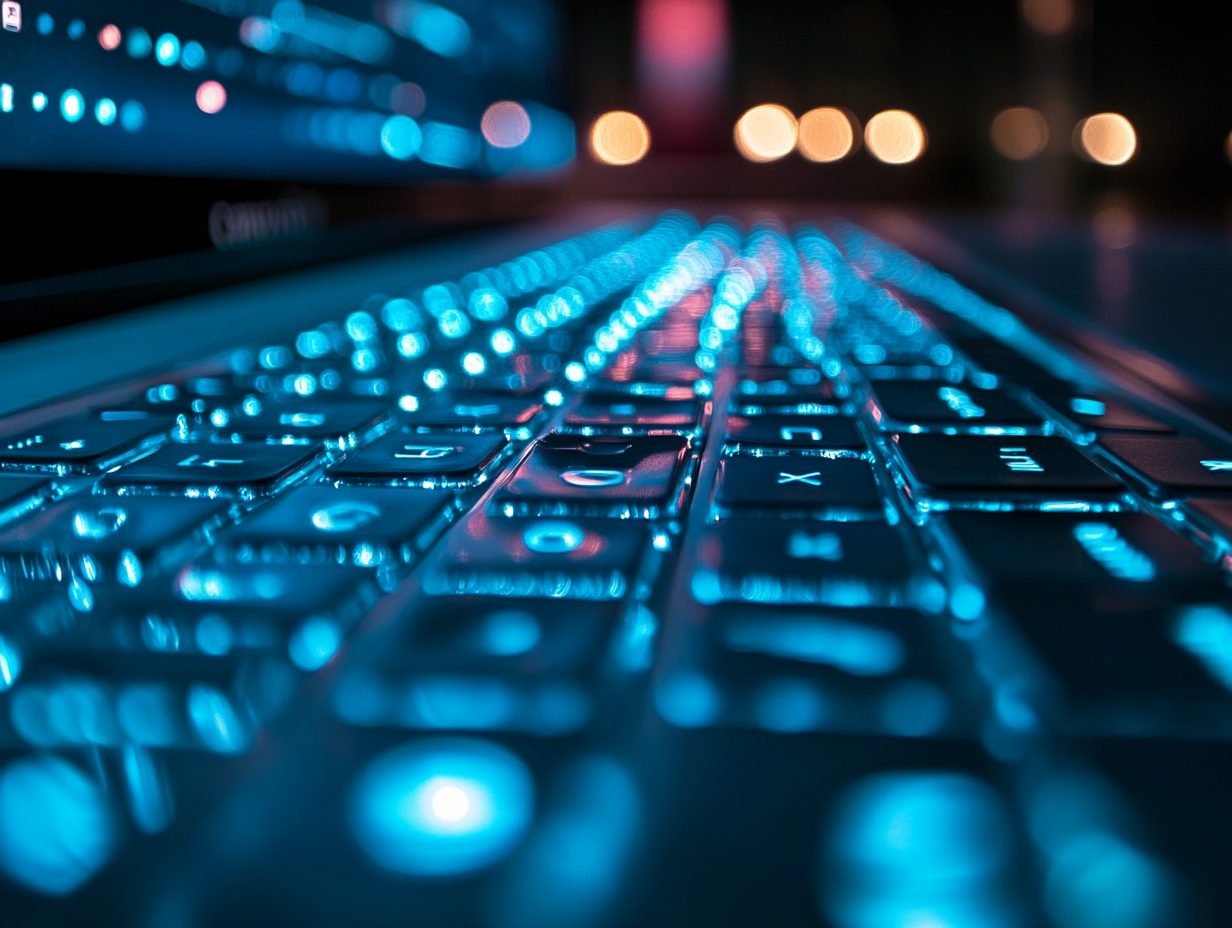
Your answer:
[2,2,21,33]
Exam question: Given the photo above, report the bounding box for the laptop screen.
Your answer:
[0,0,574,181]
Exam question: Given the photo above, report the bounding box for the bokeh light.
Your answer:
[1075,113,1136,165]
[97,24,121,50]
[991,106,1049,160]
[864,110,926,164]
[1225,131,1232,164]
[481,101,532,149]
[590,111,651,165]
[734,104,798,163]
[797,107,857,162]
[1022,0,1074,35]
[348,737,534,876]
[196,81,226,114]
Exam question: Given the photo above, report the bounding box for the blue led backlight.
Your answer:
[36,12,53,35]
[31,92,47,112]
[155,33,182,66]
[348,738,534,877]
[94,98,117,126]
[0,84,12,114]
[126,26,151,58]
[380,115,422,160]
[120,100,146,133]
[59,89,85,123]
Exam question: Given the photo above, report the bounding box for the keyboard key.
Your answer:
[176,560,373,614]
[99,442,323,498]
[0,417,170,470]
[327,430,508,486]
[714,456,882,518]
[892,434,1121,509]
[690,520,933,609]
[724,415,865,450]
[944,512,1226,597]
[423,514,647,601]
[949,336,1073,390]
[217,486,455,564]
[866,381,1043,431]
[660,604,967,737]
[0,497,231,580]
[407,394,544,429]
[1185,498,1232,545]
[564,394,702,433]
[221,401,387,443]
[0,474,49,515]
[1007,599,1232,737]
[1030,389,1173,433]
[493,435,690,518]
[733,368,844,400]
[1097,434,1232,497]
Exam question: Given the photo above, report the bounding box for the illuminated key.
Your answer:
[714,456,882,518]
[725,414,864,450]
[0,417,170,471]
[328,430,507,485]
[493,435,690,518]
[100,441,322,497]
[1096,434,1232,496]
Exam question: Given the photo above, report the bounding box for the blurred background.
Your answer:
[5,0,1232,393]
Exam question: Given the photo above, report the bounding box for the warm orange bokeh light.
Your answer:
[734,104,798,163]
[1075,113,1136,165]
[991,107,1049,160]
[797,107,857,163]
[1022,0,1074,35]
[865,110,926,164]
[590,111,651,165]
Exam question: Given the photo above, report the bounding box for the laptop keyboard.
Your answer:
[0,212,1229,925]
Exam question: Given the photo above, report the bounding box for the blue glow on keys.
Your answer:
[1072,523,1155,581]
[723,616,904,675]
[348,738,533,876]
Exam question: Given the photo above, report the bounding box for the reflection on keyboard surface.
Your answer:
[1,213,1231,926]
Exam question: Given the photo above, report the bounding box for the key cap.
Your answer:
[327,429,508,486]
[1030,389,1173,433]
[713,456,882,518]
[175,560,373,614]
[1007,599,1232,737]
[564,393,702,432]
[949,336,1073,390]
[1184,498,1232,545]
[667,604,965,737]
[1097,434,1232,497]
[494,435,690,518]
[0,474,49,516]
[725,415,865,450]
[892,434,1121,509]
[733,368,844,400]
[407,394,544,429]
[943,512,1226,597]
[0,496,231,585]
[99,441,323,498]
[220,401,387,443]
[333,596,622,735]
[423,514,647,601]
[350,596,617,678]
[0,417,170,471]
[690,520,933,609]
[867,381,1043,431]
[218,485,454,563]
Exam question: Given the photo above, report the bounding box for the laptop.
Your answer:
[1,2,1230,926]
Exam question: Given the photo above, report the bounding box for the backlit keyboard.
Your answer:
[0,212,1229,926]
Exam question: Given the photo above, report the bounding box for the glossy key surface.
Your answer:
[327,429,507,483]
[725,414,865,449]
[0,417,169,466]
[1098,433,1232,495]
